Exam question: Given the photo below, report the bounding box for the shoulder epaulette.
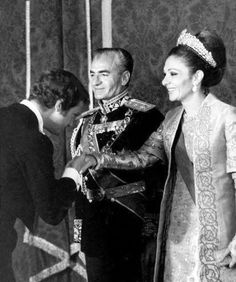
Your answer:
[75,106,100,120]
[124,98,156,112]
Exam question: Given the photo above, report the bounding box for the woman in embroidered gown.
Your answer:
[79,29,236,282]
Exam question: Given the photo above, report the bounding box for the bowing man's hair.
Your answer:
[29,69,89,111]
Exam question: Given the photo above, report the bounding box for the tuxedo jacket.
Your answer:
[0,103,76,281]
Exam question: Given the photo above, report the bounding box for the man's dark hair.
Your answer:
[29,69,89,111]
[93,48,134,78]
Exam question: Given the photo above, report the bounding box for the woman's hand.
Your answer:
[219,235,236,268]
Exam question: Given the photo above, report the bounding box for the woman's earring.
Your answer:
[192,84,197,92]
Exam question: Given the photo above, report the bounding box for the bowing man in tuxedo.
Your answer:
[0,69,88,281]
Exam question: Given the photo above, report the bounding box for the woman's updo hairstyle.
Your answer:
[167,29,226,88]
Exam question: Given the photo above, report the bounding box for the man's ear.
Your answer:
[121,71,130,86]
[55,100,63,113]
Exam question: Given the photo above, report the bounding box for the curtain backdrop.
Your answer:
[0,0,236,281]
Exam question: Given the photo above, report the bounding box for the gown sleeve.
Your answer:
[94,124,166,170]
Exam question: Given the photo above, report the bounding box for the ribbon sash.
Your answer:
[174,129,195,204]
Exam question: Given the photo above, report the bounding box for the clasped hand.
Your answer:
[66,153,97,174]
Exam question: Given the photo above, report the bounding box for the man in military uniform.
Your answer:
[71,48,166,282]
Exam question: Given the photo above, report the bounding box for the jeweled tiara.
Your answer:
[177,29,217,68]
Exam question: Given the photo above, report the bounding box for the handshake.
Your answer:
[66,153,98,174]
[66,153,105,202]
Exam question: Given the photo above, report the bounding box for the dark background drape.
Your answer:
[0,0,235,281]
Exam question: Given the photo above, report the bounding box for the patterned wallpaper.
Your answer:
[1,0,236,281]
[0,0,25,106]
[110,0,236,113]
[1,0,235,112]
[65,0,236,113]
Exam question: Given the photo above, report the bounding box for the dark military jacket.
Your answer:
[71,92,166,256]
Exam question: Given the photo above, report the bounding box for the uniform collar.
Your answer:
[98,89,129,114]
[21,99,45,134]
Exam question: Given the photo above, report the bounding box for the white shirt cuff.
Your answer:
[62,167,82,186]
